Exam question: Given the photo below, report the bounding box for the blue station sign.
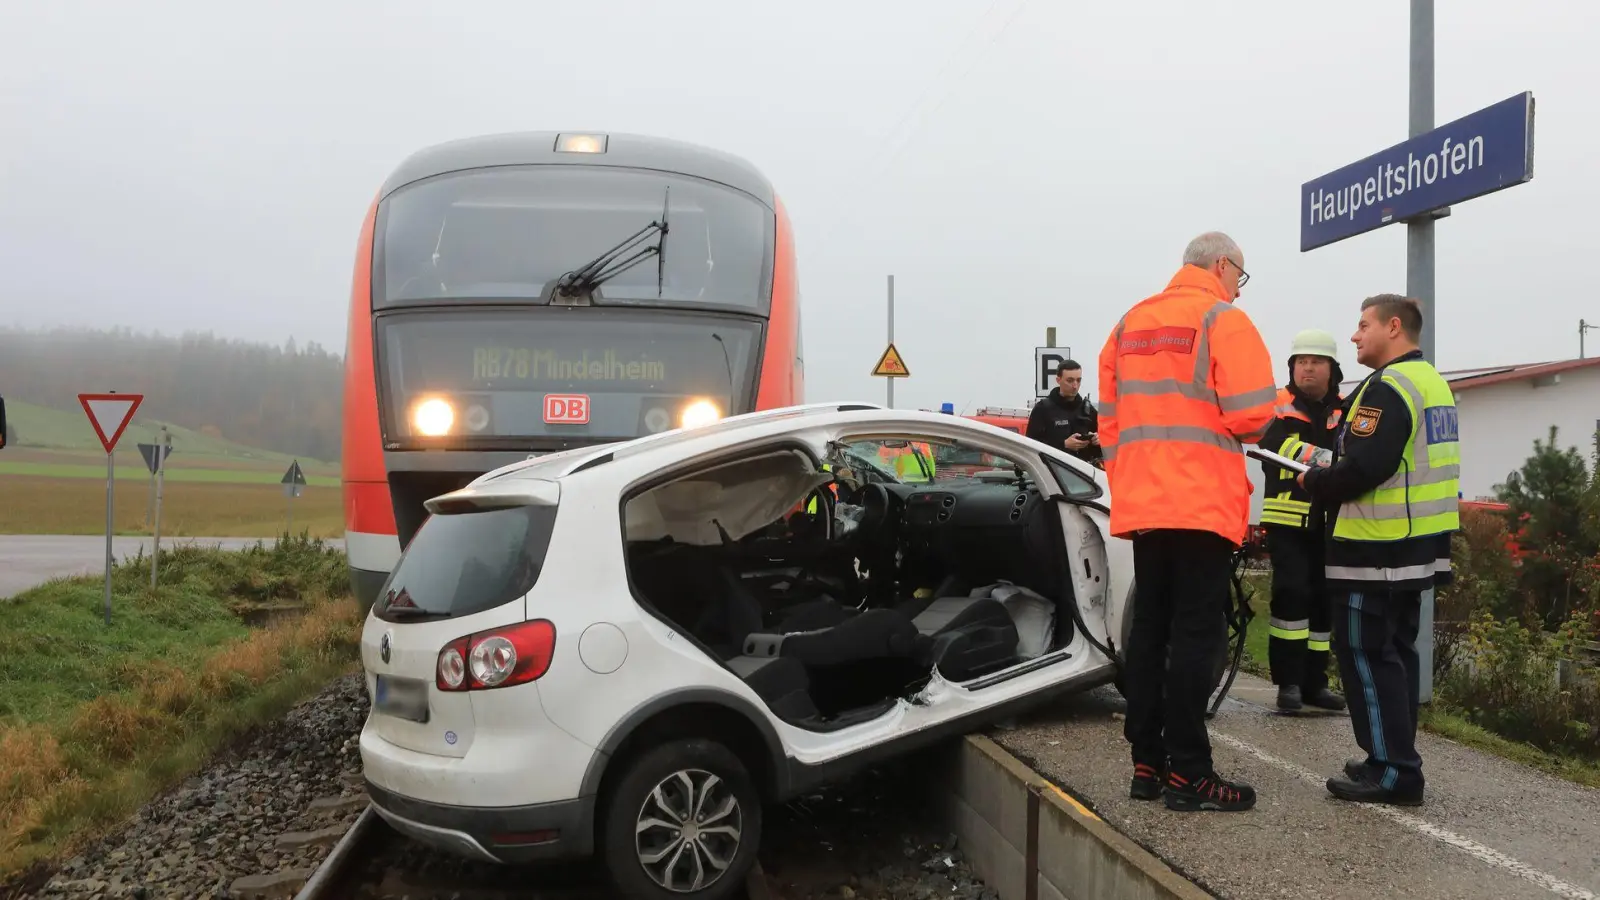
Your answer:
[1300,91,1535,252]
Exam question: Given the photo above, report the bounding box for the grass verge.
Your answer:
[0,536,362,881]
[1236,572,1600,788]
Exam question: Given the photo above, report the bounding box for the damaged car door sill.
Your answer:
[960,650,1073,692]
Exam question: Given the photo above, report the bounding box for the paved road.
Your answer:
[993,671,1599,900]
[0,534,346,599]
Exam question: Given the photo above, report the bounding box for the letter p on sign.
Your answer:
[543,394,591,424]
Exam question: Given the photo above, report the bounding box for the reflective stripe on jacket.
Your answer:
[1326,358,1461,587]
[1096,265,1278,545]
[1259,386,1340,529]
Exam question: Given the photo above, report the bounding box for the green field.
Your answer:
[1,399,337,484]
[5,399,333,467]
[2,400,344,537]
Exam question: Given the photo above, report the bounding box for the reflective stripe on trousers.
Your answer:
[1269,616,1310,641]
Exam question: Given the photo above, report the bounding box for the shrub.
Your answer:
[1438,611,1599,761]
[1434,507,1521,680]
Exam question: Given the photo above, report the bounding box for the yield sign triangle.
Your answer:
[78,393,144,453]
[871,343,910,378]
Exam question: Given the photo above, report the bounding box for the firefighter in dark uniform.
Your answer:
[1026,359,1102,465]
[1258,329,1348,713]
[1299,294,1459,806]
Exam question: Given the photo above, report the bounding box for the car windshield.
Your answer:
[835,438,1024,485]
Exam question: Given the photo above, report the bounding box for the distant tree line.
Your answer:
[0,326,344,460]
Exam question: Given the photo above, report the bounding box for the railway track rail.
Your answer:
[291,802,779,900]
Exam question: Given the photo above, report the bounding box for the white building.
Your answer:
[1248,356,1600,522]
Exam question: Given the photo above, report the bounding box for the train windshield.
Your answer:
[375,308,762,446]
[376,166,773,312]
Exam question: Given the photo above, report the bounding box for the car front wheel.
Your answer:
[599,738,762,900]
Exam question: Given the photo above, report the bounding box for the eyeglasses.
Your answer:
[1227,257,1250,288]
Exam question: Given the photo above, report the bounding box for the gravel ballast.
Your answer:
[3,674,370,900]
[6,670,1000,900]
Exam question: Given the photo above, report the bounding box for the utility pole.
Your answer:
[886,274,895,409]
[1409,0,1439,705]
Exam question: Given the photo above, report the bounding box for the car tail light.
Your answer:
[436,620,557,692]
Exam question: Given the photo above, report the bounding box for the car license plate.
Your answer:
[543,393,591,424]
[374,674,430,724]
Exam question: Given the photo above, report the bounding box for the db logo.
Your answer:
[543,394,591,424]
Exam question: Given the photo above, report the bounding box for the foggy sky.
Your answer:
[4,0,1597,412]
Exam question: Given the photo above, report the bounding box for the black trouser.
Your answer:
[1332,587,1424,792]
[1124,529,1233,779]
[1266,526,1331,692]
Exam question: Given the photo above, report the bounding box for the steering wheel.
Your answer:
[852,482,896,543]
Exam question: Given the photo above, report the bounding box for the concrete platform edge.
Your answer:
[926,734,1215,900]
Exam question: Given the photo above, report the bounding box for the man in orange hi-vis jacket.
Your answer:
[1098,230,1278,814]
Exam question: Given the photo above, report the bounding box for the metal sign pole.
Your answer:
[151,427,169,589]
[1409,0,1438,705]
[886,274,895,409]
[104,448,114,625]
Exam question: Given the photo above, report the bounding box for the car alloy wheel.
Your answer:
[634,768,743,893]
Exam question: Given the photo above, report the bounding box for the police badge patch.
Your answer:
[1350,406,1382,437]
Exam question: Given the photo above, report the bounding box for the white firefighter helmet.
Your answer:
[1288,328,1339,363]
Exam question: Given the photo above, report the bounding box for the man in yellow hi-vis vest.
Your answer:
[1298,294,1459,808]
[1256,329,1347,714]
[877,441,936,483]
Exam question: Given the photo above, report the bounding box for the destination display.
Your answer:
[376,309,762,442]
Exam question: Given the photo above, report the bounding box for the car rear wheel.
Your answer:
[599,738,762,900]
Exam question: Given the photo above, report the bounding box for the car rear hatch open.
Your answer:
[363,477,560,758]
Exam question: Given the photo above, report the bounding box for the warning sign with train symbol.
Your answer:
[871,343,910,378]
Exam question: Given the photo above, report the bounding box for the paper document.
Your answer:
[1247,446,1310,475]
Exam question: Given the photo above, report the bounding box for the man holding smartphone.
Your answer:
[1026,359,1102,465]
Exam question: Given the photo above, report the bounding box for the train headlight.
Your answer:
[554,133,608,154]
[464,403,490,433]
[412,397,455,436]
[680,399,721,430]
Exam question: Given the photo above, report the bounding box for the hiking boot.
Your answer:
[1303,687,1347,711]
[1130,762,1164,801]
[1276,684,1303,711]
[1163,771,1257,812]
[1326,773,1424,807]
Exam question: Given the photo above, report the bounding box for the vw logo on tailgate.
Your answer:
[379,630,392,664]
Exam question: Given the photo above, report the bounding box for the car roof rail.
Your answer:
[562,401,884,475]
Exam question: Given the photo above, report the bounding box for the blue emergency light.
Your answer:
[940,402,954,414]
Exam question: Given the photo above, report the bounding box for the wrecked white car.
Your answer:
[357,402,1249,900]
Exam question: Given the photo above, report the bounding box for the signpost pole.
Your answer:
[886,274,895,409]
[104,446,114,625]
[78,391,143,626]
[150,426,169,590]
[1409,0,1438,705]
